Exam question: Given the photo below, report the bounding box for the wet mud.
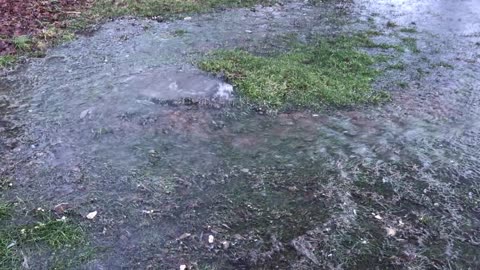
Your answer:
[1,0,480,269]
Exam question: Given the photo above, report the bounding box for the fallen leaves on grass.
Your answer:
[0,0,91,55]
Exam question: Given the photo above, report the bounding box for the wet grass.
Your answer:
[199,34,392,108]
[89,0,274,19]
[388,62,406,70]
[19,218,84,248]
[0,178,12,191]
[0,203,12,220]
[0,29,75,70]
[365,30,382,36]
[399,27,417,33]
[0,55,16,68]
[172,29,188,37]
[0,203,86,269]
[432,61,454,69]
[146,140,480,269]
[12,36,32,52]
[386,21,397,28]
[397,81,408,88]
[401,37,420,53]
[365,42,403,51]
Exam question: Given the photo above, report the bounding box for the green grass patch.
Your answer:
[347,33,403,52]
[0,205,86,269]
[12,35,32,51]
[61,31,76,42]
[0,55,16,68]
[0,230,20,269]
[367,42,403,51]
[399,27,417,33]
[199,34,391,108]
[0,203,12,220]
[365,30,382,36]
[19,219,84,248]
[90,0,274,18]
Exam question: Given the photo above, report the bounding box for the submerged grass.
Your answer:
[399,27,417,33]
[199,34,391,108]
[386,21,397,28]
[172,29,188,37]
[401,37,420,53]
[388,62,406,70]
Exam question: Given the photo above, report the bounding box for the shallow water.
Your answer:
[1,0,480,268]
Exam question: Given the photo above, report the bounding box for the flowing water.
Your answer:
[1,0,480,269]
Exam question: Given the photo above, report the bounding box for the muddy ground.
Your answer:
[1,0,480,269]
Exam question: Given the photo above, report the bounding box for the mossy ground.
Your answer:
[199,34,394,108]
